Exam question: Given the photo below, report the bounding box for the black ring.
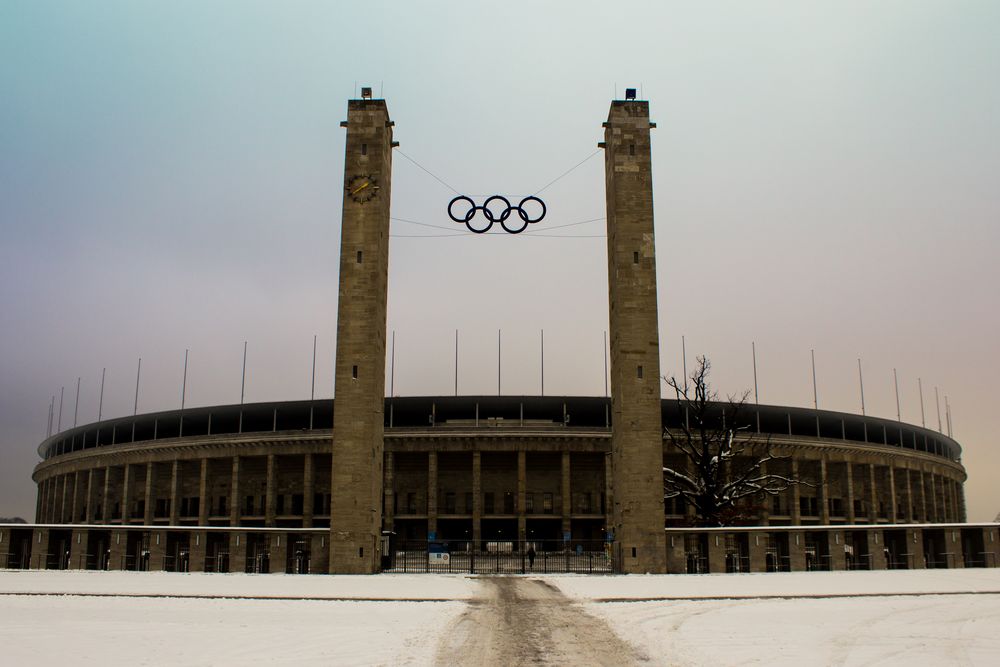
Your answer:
[446,194,547,234]
[447,196,476,223]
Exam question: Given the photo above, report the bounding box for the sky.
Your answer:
[1,0,998,522]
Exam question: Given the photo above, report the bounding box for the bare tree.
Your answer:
[664,356,802,527]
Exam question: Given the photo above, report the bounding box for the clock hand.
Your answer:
[351,181,371,195]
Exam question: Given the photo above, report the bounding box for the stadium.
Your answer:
[6,93,997,575]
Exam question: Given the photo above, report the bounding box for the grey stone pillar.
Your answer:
[121,464,132,523]
[819,459,830,523]
[427,451,438,537]
[229,456,241,526]
[265,454,276,527]
[517,450,526,542]
[198,459,209,525]
[303,453,315,528]
[379,452,391,535]
[169,460,180,525]
[845,464,856,523]
[143,462,154,525]
[472,452,482,546]
[561,451,571,537]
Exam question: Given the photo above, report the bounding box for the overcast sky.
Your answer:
[2,1,998,522]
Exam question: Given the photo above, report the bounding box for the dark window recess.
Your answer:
[525,493,534,513]
[352,365,358,379]
[245,496,254,515]
[155,498,169,518]
[445,492,456,514]
[484,492,495,514]
[637,365,644,379]
[314,493,323,514]
[357,250,363,263]
[543,492,553,514]
[504,491,514,514]
[135,500,145,518]
[361,143,367,155]
[218,496,227,516]
[358,547,363,558]
[629,144,635,156]
[799,496,819,516]
[276,495,285,515]
[828,498,844,516]
[465,492,473,513]
[258,495,266,515]
[292,494,304,515]
[407,492,417,513]
[633,251,639,264]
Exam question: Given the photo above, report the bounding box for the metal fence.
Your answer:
[382,541,613,574]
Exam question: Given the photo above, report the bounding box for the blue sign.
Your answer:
[563,531,571,542]
[427,531,436,541]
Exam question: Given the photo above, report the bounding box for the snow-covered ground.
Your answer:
[1,569,998,666]
[549,570,1000,665]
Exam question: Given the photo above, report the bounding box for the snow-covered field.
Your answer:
[1,569,998,666]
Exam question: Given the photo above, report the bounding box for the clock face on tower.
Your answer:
[346,174,379,203]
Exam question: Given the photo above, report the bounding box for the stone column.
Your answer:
[229,456,241,526]
[791,461,802,524]
[143,462,154,525]
[869,529,887,570]
[561,451,571,538]
[868,464,879,522]
[907,527,925,569]
[169,461,180,525]
[303,453,315,528]
[269,533,287,574]
[788,530,807,571]
[190,530,207,572]
[102,466,112,523]
[604,453,614,536]
[472,452,482,546]
[517,451,526,543]
[60,474,69,523]
[903,468,914,523]
[379,452,390,536]
[70,472,80,524]
[918,470,929,522]
[887,467,897,523]
[748,532,768,572]
[265,454,276,527]
[845,464,856,523]
[69,529,88,570]
[198,459,209,525]
[819,459,830,523]
[34,528,50,569]
[85,469,96,524]
[121,464,132,523]
[706,532,726,573]
[427,451,438,538]
[666,532,686,573]
[602,97,666,573]
[328,97,395,574]
[829,530,846,570]
[149,530,167,571]
[108,529,127,570]
[229,532,247,574]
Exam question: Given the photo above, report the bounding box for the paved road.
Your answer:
[435,577,647,666]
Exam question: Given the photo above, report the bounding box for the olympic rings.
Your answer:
[447,195,546,234]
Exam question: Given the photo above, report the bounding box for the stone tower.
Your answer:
[601,98,667,573]
[329,96,395,573]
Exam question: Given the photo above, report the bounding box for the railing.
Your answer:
[383,541,612,574]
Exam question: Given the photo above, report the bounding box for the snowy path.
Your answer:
[435,577,646,666]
